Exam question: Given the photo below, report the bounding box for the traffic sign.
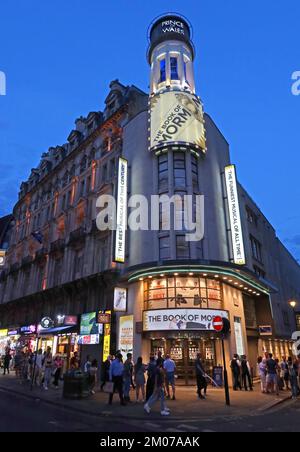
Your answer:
[213,316,224,332]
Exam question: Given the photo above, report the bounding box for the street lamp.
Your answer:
[289,300,297,310]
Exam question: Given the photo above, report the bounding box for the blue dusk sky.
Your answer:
[0,1,299,261]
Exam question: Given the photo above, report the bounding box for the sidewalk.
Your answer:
[0,374,292,421]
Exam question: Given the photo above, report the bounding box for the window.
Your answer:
[158,154,168,190]
[253,265,266,279]
[87,176,91,193]
[176,235,190,259]
[173,152,186,187]
[296,314,300,329]
[102,164,107,183]
[246,206,258,226]
[110,158,116,178]
[159,236,170,260]
[79,179,85,198]
[80,156,87,174]
[250,235,263,263]
[61,194,66,211]
[170,57,179,80]
[144,276,222,310]
[159,59,166,83]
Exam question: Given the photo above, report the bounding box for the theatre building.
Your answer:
[0,14,299,384]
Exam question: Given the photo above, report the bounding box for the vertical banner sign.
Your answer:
[225,165,246,265]
[118,315,134,360]
[234,317,245,357]
[102,311,111,362]
[114,158,128,263]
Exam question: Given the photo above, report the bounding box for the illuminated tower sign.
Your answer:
[147,14,206,153]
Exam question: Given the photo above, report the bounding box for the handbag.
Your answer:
[103,381,114,393]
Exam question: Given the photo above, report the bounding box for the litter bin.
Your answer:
[63,371,90,399]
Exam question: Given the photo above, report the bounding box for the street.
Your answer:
[0,388,299,432]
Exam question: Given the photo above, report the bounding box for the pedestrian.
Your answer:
[163,354,176,400]
[89,359,98,395]
[53,355,64,388]
[266,353,279,395]
[156,350,164,367]
[123,353,133,402]
[280,357,290,391]
[3,351,11,375]
[288,357,299,400]
[70,351,80,370]
[43,347,53,390]
[34,349,44,386]
[144,362,170,416]
[241,355,253,391]
[146,354,156,401]
[109,353,125,406]
[14,350,22,380]
[195,353,207,399]
[257,356,267,393]
[230,354,242,391]
[101,355,111,391]
[134,357,146,402]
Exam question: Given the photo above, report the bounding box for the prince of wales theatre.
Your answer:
[0,14,299,385]
[113,14,299,385]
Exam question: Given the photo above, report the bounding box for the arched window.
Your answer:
[80,156,87,174]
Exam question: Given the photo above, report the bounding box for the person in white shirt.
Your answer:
[163,355,176,400]
[34,349,44,386]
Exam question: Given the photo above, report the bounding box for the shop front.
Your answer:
[17,324,38,353]
[143,306,228,385]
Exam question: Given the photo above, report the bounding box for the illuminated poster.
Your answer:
[150,91,206,150]
[0,250,6,267]
[234,317,245,357]
[113,287,127,312]
[118,315,134,359]
[103,323,111,362]
[143,308,228,332]
[114,158,128,263]
[225,165,246,265]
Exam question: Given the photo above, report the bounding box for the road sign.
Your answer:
[213,316,224,332]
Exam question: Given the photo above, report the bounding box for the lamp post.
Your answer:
[289,300,297,328]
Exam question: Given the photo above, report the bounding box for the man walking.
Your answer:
[241,355,253,391]
[230,354,242,391]
[144,361,170,416]
[3,351,11,375]
[195,353,207,399]
[163,354,176,400]
[266,353,279,395]
[109,353,125,406]
[43,347,53,390]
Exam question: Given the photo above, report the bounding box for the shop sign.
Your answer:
[143,309,229,332]
[80,312,103,336]
[8,330,19,336]
[57,315,78,326]
[224,165,246,266]
[78,334,100,345]
[20,325,36,335]
[234,317,245,357]
[149,91,206,151]
[98,311,111,324]
[113,287,127,312]
[118,315,134,359]
[259,325,273,336]
[40,317,54,330]
[103,323,111,362]
[114,157,128,263]
[0,329,8,337]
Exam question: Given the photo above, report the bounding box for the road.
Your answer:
[0,388,299,432]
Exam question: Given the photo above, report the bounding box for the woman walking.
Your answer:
[257,356,267,394]
[134,357,146,403]
[288,357,299,400]
[89,359,98,395]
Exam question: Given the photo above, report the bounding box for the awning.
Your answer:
[38,325,78,335]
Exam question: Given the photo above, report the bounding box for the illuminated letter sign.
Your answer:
[114,158,128,263]
[225,165,246,265]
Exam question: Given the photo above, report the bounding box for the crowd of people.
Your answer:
[102,351,208,416]
[231,353,300,400]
